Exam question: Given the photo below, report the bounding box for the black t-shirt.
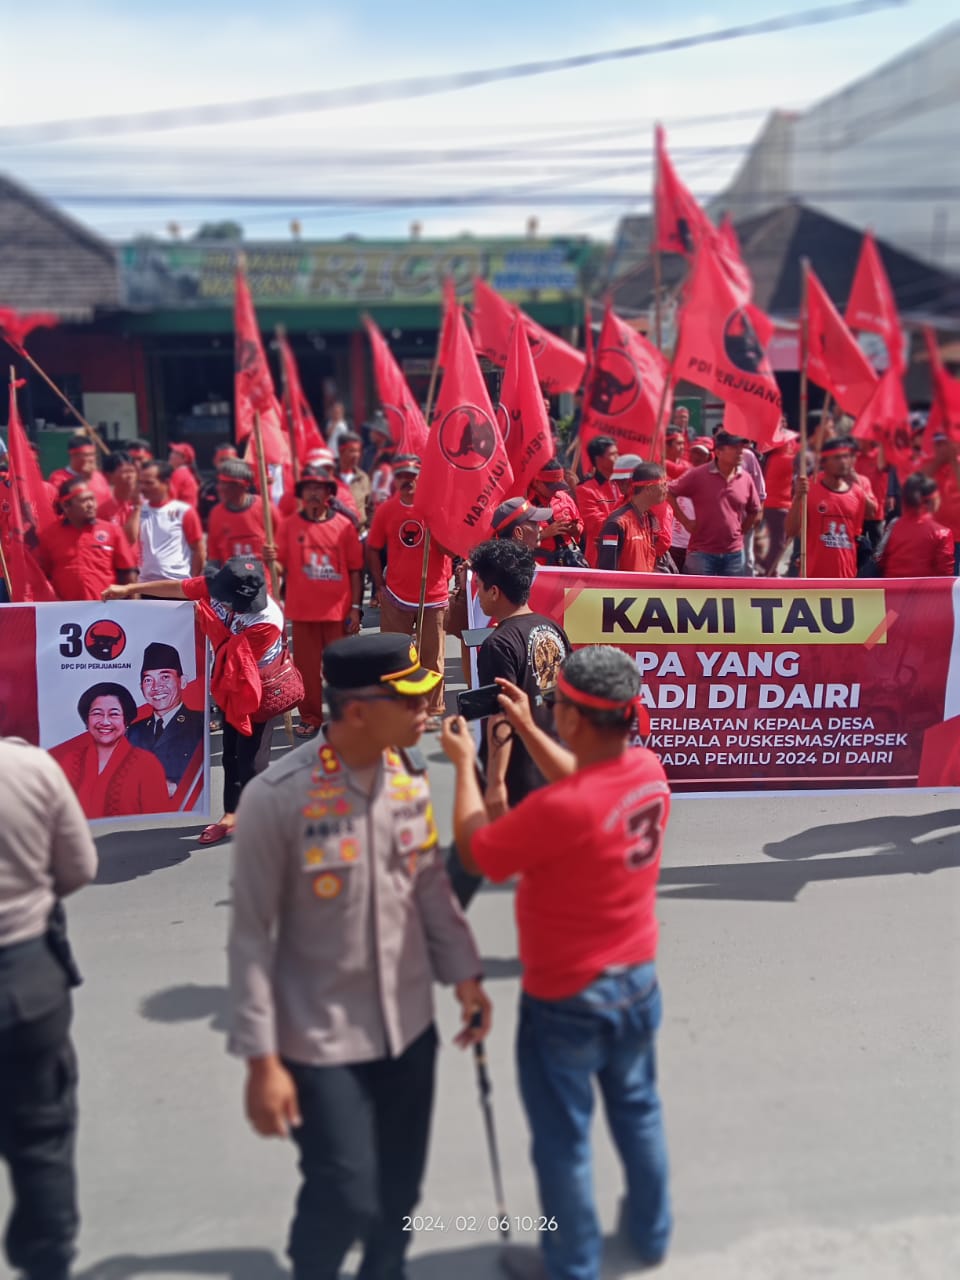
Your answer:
[477,611,571,807]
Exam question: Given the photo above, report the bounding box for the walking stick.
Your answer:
[470,1011,510,1239]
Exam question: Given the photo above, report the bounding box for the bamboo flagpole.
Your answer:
[412,296,450,651]
[9,347,110,456]
[799,259,810,578]
[252,410,295,746]
[652,126,663,354]
[0,377,12,591]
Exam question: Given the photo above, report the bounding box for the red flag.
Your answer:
[654,124,712,257]
[922,326,960,451]
[234,267,289,466]
[806,266,878,417]
[1,378,57,601]
[844,231,905,376]
[0,307,58,355]
[364,316,429,456]
[418,308,513,556]
[277,334,324,465]
[674,248,783,449]
[437,276,459,371]
[498,319,553,498]
[580,306,671,460]
[853,370,913,480]
[471,277,586,395]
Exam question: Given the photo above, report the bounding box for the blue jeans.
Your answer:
[516,965,671,1280]
[684,550,746,576]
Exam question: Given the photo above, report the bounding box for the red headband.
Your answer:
[555,670,651,735]
[630,479,664,493]
[492,499,533,533]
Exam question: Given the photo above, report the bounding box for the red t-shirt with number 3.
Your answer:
[471,750,670,999]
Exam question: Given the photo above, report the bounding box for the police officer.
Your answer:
[227,633,491,1280]
[0,737,98,1280]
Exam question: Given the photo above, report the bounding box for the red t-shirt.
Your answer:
[170,465,200,509]
[934,463,960,541]
[539,488,584,555]
[665,457,691,481]
[97,495,141,563]
[207,497,281,564]
[37,519,136,600]
[276,511,363,622]
[576,475,621,567]
[763,442,798,511]
[855,454,889,511]
[879,511,954,578]
[804,478,867,578]
[472,750,670,999]
[48,467,112,506]
[669,463,760,554]
[367,495,451,607]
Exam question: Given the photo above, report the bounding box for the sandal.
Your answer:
[198,822,234,845]
[294,723,320,739]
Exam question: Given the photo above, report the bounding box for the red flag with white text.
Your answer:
[498,319,553,497]
[364,316,429,456]
[806,265,878,417]
[844,231,905,376]
[418,307,513,556]
[674,248,783,448]
[234,268,289,466]
[472,277,585,394]
[0,378,57,601]
[580,306,671,459]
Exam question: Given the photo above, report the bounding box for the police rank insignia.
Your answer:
[313,873,342,900]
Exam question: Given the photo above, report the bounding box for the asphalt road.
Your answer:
[3,656,959,1280]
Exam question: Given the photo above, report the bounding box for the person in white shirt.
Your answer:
[138,461,206,582]
[325,400,351,454]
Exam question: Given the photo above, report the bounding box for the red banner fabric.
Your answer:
[497,319,553,498]
[674,249,783,449]
[844,231,905,376]
[922,326,960,450]
[0,306,58,355]
[471,277,586,394]
[418,307,513,556]
[654,125,712,257]
[277,334,324,464]
[234,269,289,466]
[853,370,914,480]
[474,568,959,794]
[806,266,878,417]
[363,316,429,456]
[1,379,57,601]
[580,306,671,460]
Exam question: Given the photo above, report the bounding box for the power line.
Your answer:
[0,0,905,145]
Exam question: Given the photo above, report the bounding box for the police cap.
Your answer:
[323,633,441,697]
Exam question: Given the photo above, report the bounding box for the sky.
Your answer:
[0,0,954,244]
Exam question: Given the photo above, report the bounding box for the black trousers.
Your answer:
[221,719,268,814]
[284,1024,438,1280]
[0,946,77,1280]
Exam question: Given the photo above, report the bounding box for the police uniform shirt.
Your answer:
[0,739,98,948]
[227,733,481,1066]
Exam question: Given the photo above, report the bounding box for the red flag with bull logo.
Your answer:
[364,316,429,456]
[580,305,671,460]
[418,307,513,556]
[277,333,324,464]
[853,369,913,480]
[844,231,905,377]
[472,277,585,395]
[654,125,713,257]
[674,248,783,449]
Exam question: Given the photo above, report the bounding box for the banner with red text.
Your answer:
[0,601,210,821]
[469,569,960,793]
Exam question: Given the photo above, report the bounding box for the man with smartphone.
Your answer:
[447,540,570,908]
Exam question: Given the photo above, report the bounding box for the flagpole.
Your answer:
[652,126,663,352]
[0,367,14,594]
[276,325,300,485]
[413,298,450,651]
[799,259,810,578]
[252,410,295,746]
[4,346,109,457]
[651,290,686,466]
